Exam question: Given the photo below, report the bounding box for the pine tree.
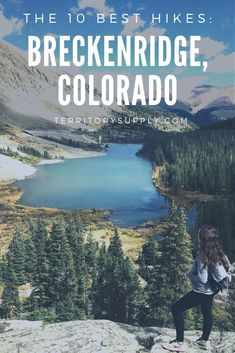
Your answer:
[0,253,20,319]
[141,238,158,267]
[96,243,107,271]
[147,205,193,326]
[48,217,78,321]
[24,219,37,283]
[9,226,26,285]
[138,237,159,282]
[91,243,108,319]
[30,218,49,308]
[66,218,87,319]
[118,257,143,324]
[93,231,142,324]
[0,255,6,282]
[56,293,76,322]
[138,253,149,281]
[84,231,98,270]
[108,227,123,259]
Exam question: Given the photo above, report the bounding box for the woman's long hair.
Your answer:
[198,225,229,271]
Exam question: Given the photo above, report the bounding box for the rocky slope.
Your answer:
[0,319,234,353]
[0,39,114,130]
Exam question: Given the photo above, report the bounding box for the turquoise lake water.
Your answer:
[16,144,170,227]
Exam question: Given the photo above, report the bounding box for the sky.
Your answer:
[0,0,234,89]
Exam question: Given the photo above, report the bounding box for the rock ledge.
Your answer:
[0,319,234,353]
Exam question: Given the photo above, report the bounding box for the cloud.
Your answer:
[72,0,114,16]
[207,52,235,73]
[9,0,22,4]
[121,15,145,35]
[44,33,60,39]
[42,33,60,45]
[70,6,79,15]
[136,25,166,42]
[137,6,145,11]
[121,16,166,42]
[197,37,226,59]
[0,5,23,38]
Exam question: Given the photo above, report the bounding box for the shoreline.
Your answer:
[0,150,106,182]
[0,155,37,182]
[152,165,216,206]
[37,159,64,165]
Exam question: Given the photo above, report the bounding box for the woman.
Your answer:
[163,226,231,352]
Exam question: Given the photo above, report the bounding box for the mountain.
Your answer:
[189,85,235,113]
[188,85,235,127]
[0,40,114,131]
[149,85,235,127]
[1,319,234,353]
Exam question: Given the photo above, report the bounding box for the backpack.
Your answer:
[208,264,230,294]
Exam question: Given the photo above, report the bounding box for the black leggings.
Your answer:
[171,290,214,342]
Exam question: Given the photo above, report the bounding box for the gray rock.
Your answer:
[0,319,234,353]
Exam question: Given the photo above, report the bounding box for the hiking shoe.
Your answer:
[194,338,211,350]
[162,339,186,352]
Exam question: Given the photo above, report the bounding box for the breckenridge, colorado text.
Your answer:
[27,34,208,107]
